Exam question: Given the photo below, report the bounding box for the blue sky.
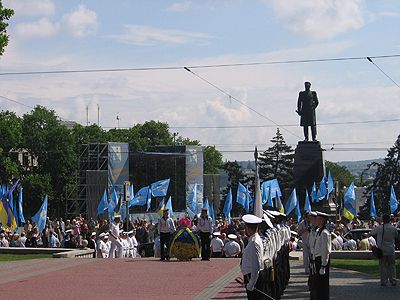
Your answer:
[1,0,400,162]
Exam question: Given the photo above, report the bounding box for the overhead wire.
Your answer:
[367,57,400,89]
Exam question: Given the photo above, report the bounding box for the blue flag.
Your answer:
[165,196,174,218]
[311,182,317,202]
[129,186,148,207]
[203,197,209,210]
[11,192,18,226]
[97,189,108,216]
[327,170,334,196]
[32,195,48,232]
[295,195,301,222]
[188,184,197,213]
[223,188,232,223]
[390,186,398,214]
[370,191,377,218]
[108,188,119,219]
[151,179,170,197]
[317,177,327,202]
[285,188,298,215]
[18,188,25,224]
[236,182,249,212]
[304,189,311,213]
[209,200,215,224]
[146,187,152,212]
[343,182,356,220]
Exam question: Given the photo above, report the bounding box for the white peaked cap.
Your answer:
[242,214,263,224]
[227,234,237,240]
[263,213,274,228]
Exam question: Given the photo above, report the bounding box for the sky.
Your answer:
[0,0,400,163]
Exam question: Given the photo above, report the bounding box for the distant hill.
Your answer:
[236,158,384,180]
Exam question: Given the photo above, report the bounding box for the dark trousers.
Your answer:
[311,256,330,300]
[244,271,266,300]
[212,251,223,258]
[200,232,211,260]
[303,126,317,141]
[160,232,171,260]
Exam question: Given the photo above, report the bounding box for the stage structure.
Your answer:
[65,142,129,218]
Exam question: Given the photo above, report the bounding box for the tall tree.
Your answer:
[204,146,223,174]
[258,128,294,195]
[0,1,13,56]
[325,161,355,190]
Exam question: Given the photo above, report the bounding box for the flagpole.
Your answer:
[389,135,400,212]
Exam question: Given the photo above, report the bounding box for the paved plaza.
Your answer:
[0,257,399,299]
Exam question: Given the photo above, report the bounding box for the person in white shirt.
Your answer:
[157,208,175,261]
[342,234,357,250]
[224,234,241,258]
[210,232,224,258]
[121,232,130,258]
[311,211,332,300]
[240,214,264,299]
[97,233,109,258]
[127,230,138,258]
[108,215,123,258]
[197,208,213,261]
[297,213,312,273]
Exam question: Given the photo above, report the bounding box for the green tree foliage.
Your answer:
[258,128,294,195]
[204,146,223,174]
[0,1,13,56]
[325,161,355,190]
[22,174,53,217]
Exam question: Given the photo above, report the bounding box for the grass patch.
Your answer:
[0,254,53,261]
[331,259,400,278]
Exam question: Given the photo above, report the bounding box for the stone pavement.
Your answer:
[0,257,399,299]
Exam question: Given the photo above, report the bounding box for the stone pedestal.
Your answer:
[293,141,336,214]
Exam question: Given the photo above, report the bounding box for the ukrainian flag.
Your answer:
[343,182,356,221]
[0,200,17,230]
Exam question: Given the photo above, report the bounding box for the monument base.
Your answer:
[293,141,336,214]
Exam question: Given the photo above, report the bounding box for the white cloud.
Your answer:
[268,0,365,39]
[109,25,213,46]
[166,1,192,12]
[62,5,98,37]
[3,0,55,17]
[14,18,59,40]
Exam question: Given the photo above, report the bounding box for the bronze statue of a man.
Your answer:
[297,81,319,141]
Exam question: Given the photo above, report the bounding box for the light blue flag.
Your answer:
[343,182,356,220]
[285,188,298,215]
[327,170,334,196]
[31,195,48,232]
[276,191,285,213]
[236,182,248,212]
[304,189,311,213]
[11,192,18,226]
[246,186,253,213]
[188,184,197,213]
[146,187,152,212]
[165,196,174,218]
[311,182,317,203]
[223,188,232,223]
[151,179,170,197]
[97,189,108,216]
[370,191,377,218]
[108,188,118,219]
[157,197,165,211]
[209,200,215,224]
[295,196,301,222]
[129,186,148,207]
[18,188,25,224]
[203,197,209,210]
[317,177,327,202]
[390,186,398,214]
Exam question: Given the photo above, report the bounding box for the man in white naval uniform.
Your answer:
[97,233,110,258]
[224,234,241,258]
[108,215,123,258]
[240,214,264,300]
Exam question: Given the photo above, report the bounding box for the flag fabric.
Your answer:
[129,186,148,207]
[146,187,152,212]
[151,179,170,197]
[18,188,25,224]
[223,188,233,223]
[246,185,254,213]
[343,182,356,221]
[203,197,209,210]
[108,188,118,219]
[253,158,263,218]
[295,196,301,222]
[236,182,249,212]
[370,191,377,218]
[11,192,18,226]
[327,170,334,196]
[31,195,48,232]
[266,186,274,207]
[276,191,285,213]
[209,201,215,224]
[157,198,166,217]
[317,177,327,202]
[97,190,108,216]
[390,186,398,214]
[165,196,174,218]
[0,200,17,230]
[304,189,312,213]
[285,188,298,215]
[188,184,197,213]
[311,182,317,202]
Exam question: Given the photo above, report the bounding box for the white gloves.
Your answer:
[246,283,255,291]
[319,266,326,275]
